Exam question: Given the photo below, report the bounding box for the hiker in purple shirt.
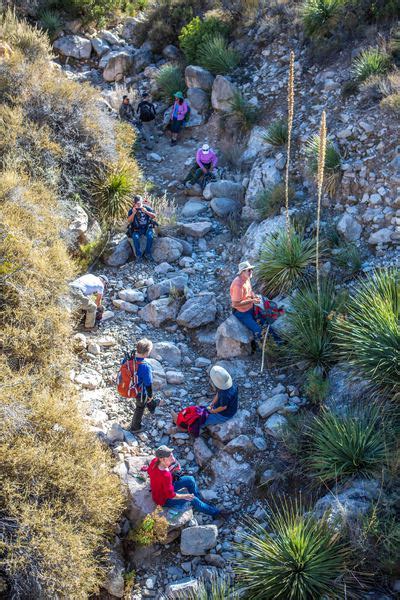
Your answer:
[169,91,190,146]
[185,143,218,189]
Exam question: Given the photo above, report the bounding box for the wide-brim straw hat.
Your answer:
[174,91,184,99]
[210,365,233,390]
[237,260,255,275]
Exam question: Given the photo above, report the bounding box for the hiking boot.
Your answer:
[250,340,258,355]
[144,253,155,263]
[130,426,143,434]
[218,509,233,520]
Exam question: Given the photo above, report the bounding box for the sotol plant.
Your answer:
[256,184,294,220]
[334,268,400,397]
[93,162,135,225]
[306,134,341,197]
[236,498,350,599]
[156,64,186,102]
[197,34,239,75]
[302,0,344,39]
[263,119,288,147]
[228,90,258,133]
[352,48,391,83]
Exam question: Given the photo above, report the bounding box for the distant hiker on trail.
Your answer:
[69,273,108,329]
[185,143,218,189]
[137,92,157,149]
[147,445,227,517]
[230,261,282,352]
[203,365,238,427]
[127,195,157,261]
[168,91,190,146]
[119,95,135,123]
[128,338,157,432]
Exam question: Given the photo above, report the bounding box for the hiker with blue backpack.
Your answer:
[116,337,157,432]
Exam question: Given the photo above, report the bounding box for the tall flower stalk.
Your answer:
[316,110,327,302]
[285,50,295,233]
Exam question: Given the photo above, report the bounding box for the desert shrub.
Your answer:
[92,162,136,226]
[332,242,363,276]
[179,15,230,63]
[334,269,400,396]
[197,34,239,75]
[156,64,186,103]
[121,0,148,15]
[47,0,121,24]
[352,48,391,82]
[256,184,294,220]
[219,0,260,19]
[305,405,388,482]
[303,368,330,404]
[263,119,288,146]
[39,9,62,36]
[305,134,341,196]
[147,192,177,226]
[236,498,350,599]
[0,10,50,62]
[228,90,258,134]
[128,508,168,546]
[256,227,316,296]
[381,92,400,115]
[283,278,342,371]
[302,0,345,38]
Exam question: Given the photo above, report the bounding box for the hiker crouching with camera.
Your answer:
[69,273,108,329]
[147,446,228,518]
[127,195,157,262]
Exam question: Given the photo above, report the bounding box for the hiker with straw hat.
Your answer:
[202,365,239,427]
[230,260,281,352]
[168,91,190,146]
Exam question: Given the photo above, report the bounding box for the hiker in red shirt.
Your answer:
[147,446,224,517]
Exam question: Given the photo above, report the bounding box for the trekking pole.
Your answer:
[260,325,270,374]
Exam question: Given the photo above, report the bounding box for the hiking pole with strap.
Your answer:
[260,324,270,374]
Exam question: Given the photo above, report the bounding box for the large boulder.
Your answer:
[242,126,272,162]
[153,237,183,263]
[91,37,110,57]
[215,315,253,358]
[211,453,255,486]
[240,215,286,264]
[264,413,287,437]
[208,409,250,443]
[211,75,236,111]
[243,157,281,220]
[118,288,145,303]
[210,197,241,217]
[150,341,182,367]
[103,236,133,267]
[313,479,380,527]
[133,47,153,73]
[53,35,92,59]
[181,199,209,218]
[121,17,140,43]
[181,221,212,238]
[177,293,217,328]
[181,525,218,556]
[203,180,244,201]
[139,298,179,327]
[187,87,209,113]
[337,213,362,241]
[100,50,133,82]
[147,274,189,301]
[185,65,215,91]
[103,544,125,598]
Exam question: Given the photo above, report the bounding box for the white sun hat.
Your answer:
[237,260,255,275]
[210,365,233,390]
[202,143,210,153]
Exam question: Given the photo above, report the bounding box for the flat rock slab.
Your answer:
[181,222,212,238]
[181,200,209,218]
[166,578,200,598]
[147,274,189,302]
[215,315,253,358]
[211,452,256,486]
[118,288,145,303]
[139,298,179,327]
[177,293,217,328]
[210,197,241,217]
[150,341,181,367]
[257,393,288,419]
[208,409,250,443]
[180,525,218,556]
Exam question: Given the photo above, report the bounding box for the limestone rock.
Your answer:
[185,65,214,91]
[166,370,185,384]
[112,299,139,313]
[53,35,92,59]
[121,17,140,43]
[162,44,181,60]
[368,228,393,245]
[265,413,287,437]
[139,298,179,327]
[193,438,213,466]
[208,410,250,443]
[133,47,153,73]
[210,197,241,217]
[177,293,217,328]
[181,199,208,218]
[107,422,125,443]
[99,29,121,45]
[241,215,286,263]
[242,126,272,162]
[74,368,102,390]
[215,315,253,358]
[166,578,200,598]
[203,180,244,201]
[257,393,288,418]
[211,75,236,111]
[337,213,362,241]
[211,452,255,485]
[145,358,166,390]
[153,237,183,263]
[60,202,88,249]
[187,87,209,113]
[313,479,380,527]
[100,50,133,82]
[103,236,133,267]
[118,288,145,303]
[224,434,253,453]
[243,157,281,219]
[147,274,189,301]
[181,525,218,556]
[91,37,110,57]
[150,341,181,367]
[181,221,212,238]
[103,545,125,598]
[326,365,370,416]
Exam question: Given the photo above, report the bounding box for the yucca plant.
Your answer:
[92,163,134,225]
[236,498,350,599]
[334,269,400,397]
[352,48,391,83]
[305,134,341,197]
[197,34,239,75]
[256,227,315,296]
[263,119,288,147]
[256,184,294,220]
[302,0,344,38]
[39,10,62,36]
[303,368,330,404]
[305,405,388,482]
[156,64,186,103]
[228,90,258,133]
[283,278,342,370]
[188,576,239,599]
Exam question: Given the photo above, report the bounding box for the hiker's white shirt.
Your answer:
[70,274,104,296]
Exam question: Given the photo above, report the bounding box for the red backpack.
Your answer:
[254,296,284,324]
[176,406,208,437]
[116,352,141,398]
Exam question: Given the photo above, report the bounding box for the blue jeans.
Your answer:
[233,308,281,343]
[203,413,230,426]
[131,228,154,258]
[164,476,220,516]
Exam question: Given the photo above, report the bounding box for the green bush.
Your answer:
[236,498,350,599]
[305,406,388,482]
[352,48,391,82]
[305,134,341,196]
[128,508,168,546]
[228,90,258,134]
[93,162,135,225]
[197,34,239,75]
[283,278,342,371]
[179,15,230,63]
[303,368,330,404]
[334,269,400,396]
[39,10,62,36]
[263,119,288,146]
[256,184,294,220]
[156,64,186,103]
[256,227,315,296]
[302,0,345,38]
[46,0,121,23]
